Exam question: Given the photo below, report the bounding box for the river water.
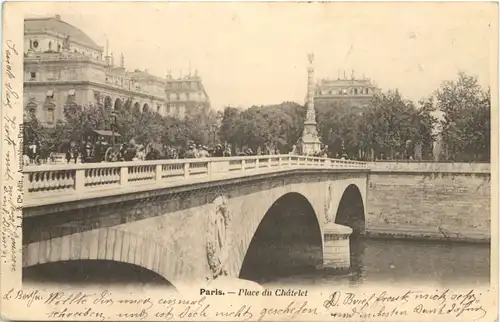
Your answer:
[261,237,491,288]
[23,237,490,288]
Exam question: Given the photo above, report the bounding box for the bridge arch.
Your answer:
[23,227,178,289]
[334,184,365,235]
[24,260,175,288]
[238,192,323,282]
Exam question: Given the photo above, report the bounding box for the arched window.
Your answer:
[133,102,140,113]
[104,96,112,109]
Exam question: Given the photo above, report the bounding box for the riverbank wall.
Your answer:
[365,162,491,243]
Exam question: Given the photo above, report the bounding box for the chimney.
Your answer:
[55,14,61,20]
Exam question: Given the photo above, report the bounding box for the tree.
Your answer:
[358,90,436,160]
[316,101,363,157]
[218,102,305,153]
[219,106,243,147]
[23,110,42,146]
[436,73,490,161]
[62,103,110,141]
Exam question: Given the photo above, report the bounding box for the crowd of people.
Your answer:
[24,137,336,166]
[26,135,425,166]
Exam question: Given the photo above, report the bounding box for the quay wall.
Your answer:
[365,162,491,243]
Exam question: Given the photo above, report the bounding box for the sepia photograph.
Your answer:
[1,1,498,321]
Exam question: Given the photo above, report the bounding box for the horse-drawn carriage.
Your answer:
[82,129,122,163]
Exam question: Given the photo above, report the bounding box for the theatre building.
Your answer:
[23,14,210,126]
[314,71,380,112]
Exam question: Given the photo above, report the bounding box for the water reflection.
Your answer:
[263,237,490,288]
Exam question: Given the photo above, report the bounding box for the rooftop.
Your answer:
[25,15,102,51]
[319,78,374,86]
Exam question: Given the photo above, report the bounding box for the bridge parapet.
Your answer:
[23,155,368,208]
[368,161,490,173]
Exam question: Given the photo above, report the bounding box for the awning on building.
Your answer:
[93,129,121,137]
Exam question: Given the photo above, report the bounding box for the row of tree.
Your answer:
[219,102,306,153]
[436,73,491,161]
[24,72,490,162]
[218,73,490,161]
[24,98,222,153]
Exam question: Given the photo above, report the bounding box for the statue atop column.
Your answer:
[298,52,322,156]
[308,52,314,64]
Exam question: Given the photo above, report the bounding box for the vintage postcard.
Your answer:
[1,1,498,321]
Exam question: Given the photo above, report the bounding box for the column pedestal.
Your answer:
[322,223,352,270]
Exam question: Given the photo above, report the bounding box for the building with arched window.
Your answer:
[314,72,380,112]
[23,15,210,125]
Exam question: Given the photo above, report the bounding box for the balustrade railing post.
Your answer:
[23,172,29,195]
[207,160,212,178]
[268,158,272,168]
[278,156,282,168]
[184,162,190,178]
[155,164,162,181]
[241,159,246,171]
[120,166,128,185]
[255,158,260,169]
[75,169,85,192]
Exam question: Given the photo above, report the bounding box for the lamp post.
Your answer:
[110,110,117,146]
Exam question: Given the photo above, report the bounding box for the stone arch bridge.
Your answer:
[22,155,369,288]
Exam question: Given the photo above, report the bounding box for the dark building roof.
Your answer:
[24,15,102,51]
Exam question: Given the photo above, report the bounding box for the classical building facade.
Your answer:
[23,15,210,125]
[314,71,380,111]
[165,72,210,119]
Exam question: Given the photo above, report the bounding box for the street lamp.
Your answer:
[110,110,117,146]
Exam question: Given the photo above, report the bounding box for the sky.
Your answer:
[25,2,497,110]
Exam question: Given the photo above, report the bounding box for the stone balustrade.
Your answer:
[24,52,106,65]
[23,155,368,204]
